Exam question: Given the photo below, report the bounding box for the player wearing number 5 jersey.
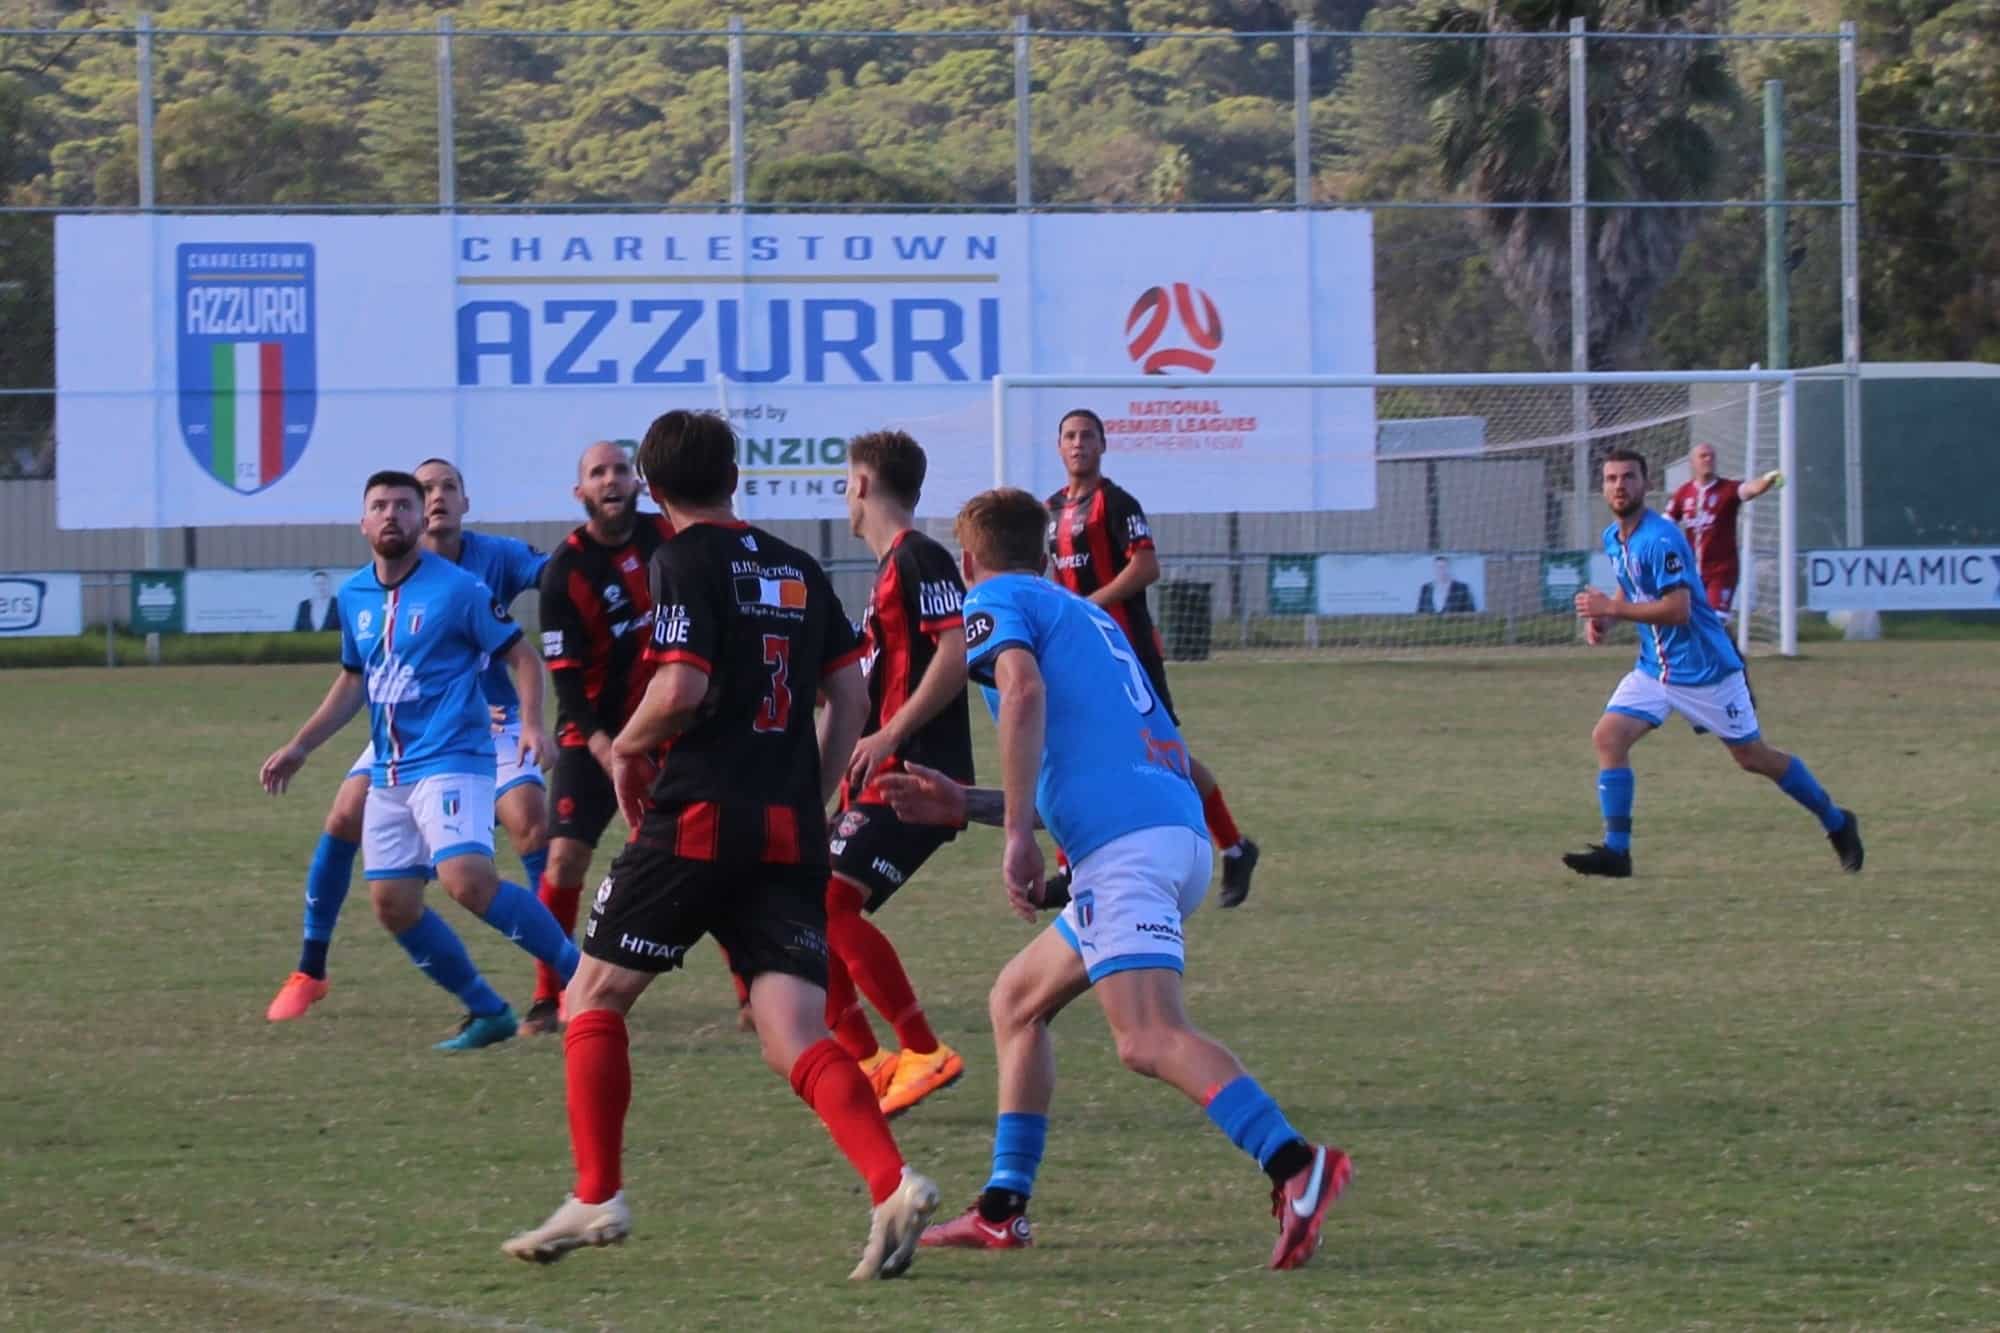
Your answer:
[506,410,937,1281]
[1044,409,1259,907]
[877,488,1348,1272]
[1563,448,1861,879]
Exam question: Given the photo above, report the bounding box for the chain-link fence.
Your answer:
[1,15,1866,652]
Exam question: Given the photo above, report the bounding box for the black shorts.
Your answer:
[828,802,957,913]
[584,831,828,985]
[1140,650,1181,726]
[548,745,620,848]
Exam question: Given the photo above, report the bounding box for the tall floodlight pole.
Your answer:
[1838,21,1862,546]
[437,17,457,209]
[1568,17,1591,550]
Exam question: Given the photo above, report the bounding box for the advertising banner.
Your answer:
[1315,554,1488,617]
[0,573,84,636]
[1807,548,2000,611]
[1540,551,1620,613]
[56,212,1374,528]
[179,568,348,634]
[129,570,186,633]
[1267,554,1318,615]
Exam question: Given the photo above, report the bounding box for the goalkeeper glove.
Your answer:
[1759,469,1785,491]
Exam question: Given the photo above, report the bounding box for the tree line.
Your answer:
[2,0,1994,472]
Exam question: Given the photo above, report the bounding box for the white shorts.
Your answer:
[1606,668,1760,745]
[362,772,496,881]
[346,724,545,797]
[1051,825,1213,984]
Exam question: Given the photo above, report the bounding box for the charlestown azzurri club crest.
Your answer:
[177,243,317,494]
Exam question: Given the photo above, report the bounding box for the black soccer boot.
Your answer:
[1828,809,1864,873]
[1218,837,1261,909]
[1562,843,1633,878]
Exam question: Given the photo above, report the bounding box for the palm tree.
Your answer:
[1418,1,1736,369]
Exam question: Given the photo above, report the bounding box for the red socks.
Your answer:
[825,950,881,1061]
[534,874,584,1003]
[564,1009,630,1204]
[1202,785,1243,852]
[789,1039,906,1205]
[826,878,937,1055]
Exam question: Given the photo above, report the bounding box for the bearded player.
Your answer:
[522,441,676,1034]
[264,458,551,1025]
[1564,449,1861,879]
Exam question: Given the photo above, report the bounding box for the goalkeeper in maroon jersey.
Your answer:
[1043,408,1260,907]
[1663,441,1782,620]
[825,430,975,1118]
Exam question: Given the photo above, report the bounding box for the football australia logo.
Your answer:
[1124,282,1223,375]
[177,242,318,494]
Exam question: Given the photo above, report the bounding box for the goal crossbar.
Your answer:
[992,370,1798,657]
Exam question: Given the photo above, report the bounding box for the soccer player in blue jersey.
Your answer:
[259,470,581,1050]
[1563,448,1863,878]
[264,459,552,1024]
[873,487,1349,1272]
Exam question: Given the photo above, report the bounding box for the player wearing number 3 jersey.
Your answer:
[875,487,1349,1272]
[506,410,937,1282]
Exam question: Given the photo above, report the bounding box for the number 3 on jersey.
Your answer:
[754,633,793,733]
[1091,617,1156,714]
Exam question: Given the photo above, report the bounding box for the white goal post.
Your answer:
[992,371,1798,658]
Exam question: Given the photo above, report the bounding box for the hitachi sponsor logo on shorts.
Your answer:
[871,857,906,885]
[621,934,686,963]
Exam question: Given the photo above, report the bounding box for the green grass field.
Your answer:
[3,643,1996,1331]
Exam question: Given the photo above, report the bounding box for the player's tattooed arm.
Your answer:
[962,785,1043,830]
[871,764,1043,831]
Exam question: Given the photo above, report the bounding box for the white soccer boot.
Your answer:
[501,1191,631,1264]
[848,1169,941,1280]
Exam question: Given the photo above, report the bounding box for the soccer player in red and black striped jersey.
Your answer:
[505,410,938,1280]
[1044,408,1261,907]
[523,441,676,1034]
[825,430,974,1117]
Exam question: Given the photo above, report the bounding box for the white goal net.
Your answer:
[993,372,1798,660]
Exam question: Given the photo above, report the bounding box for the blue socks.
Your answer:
[479,879,581,983]
[297,833,358,979]
[1778,756,1845,832]
[395,909,507,1016]
[1597,767,1635,852]
[521,846,548,895]
[984,1112,1048,1198]
[1204,1075,1305,1172]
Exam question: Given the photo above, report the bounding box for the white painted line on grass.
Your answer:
[8,1243,571,1333]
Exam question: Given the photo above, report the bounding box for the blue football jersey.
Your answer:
[338,550,526,786]
[1603,509,1744,686]
[963,573,1204,862]
[450,530,547,722]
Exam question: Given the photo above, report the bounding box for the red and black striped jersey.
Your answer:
[1045,478,1164,665]
[639,521,862,866]
[538,514,676,748]
[855,528,974,804]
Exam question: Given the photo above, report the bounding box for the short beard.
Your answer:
[372,530,416,560]
[583,492,637,540]
[1609,495,1645,519]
